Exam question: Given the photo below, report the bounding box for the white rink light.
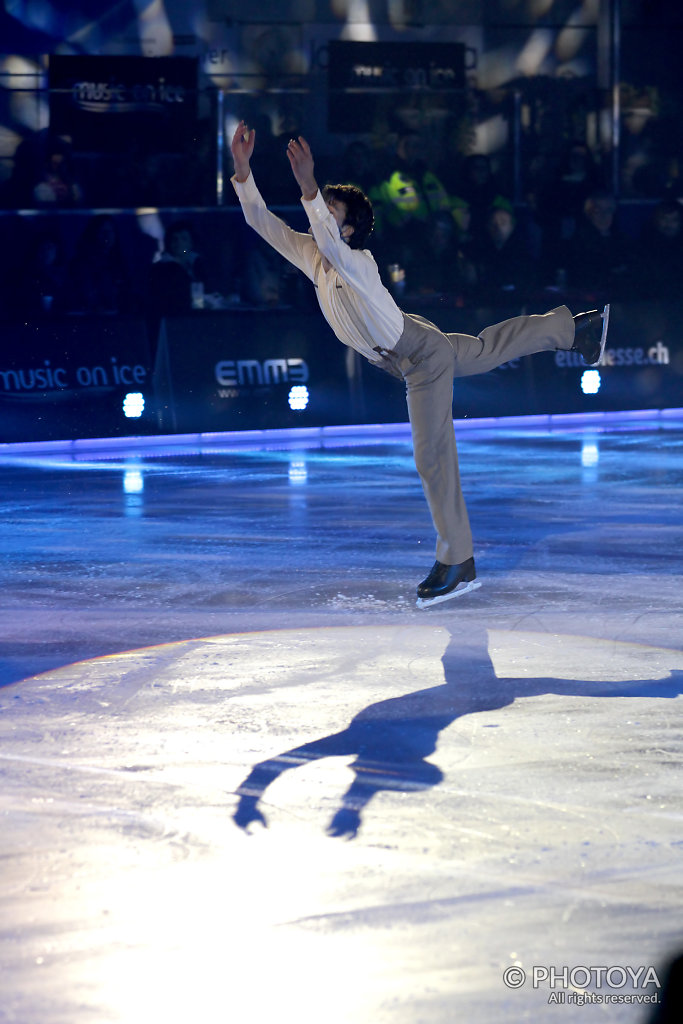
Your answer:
[580,370,601,395]
[288,460,308,484]
[123,469,144,494]
[288,385,309,411]
[123,392,145,418]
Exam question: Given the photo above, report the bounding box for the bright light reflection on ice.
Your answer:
[82,829,376,1024]
[581,440,599,467]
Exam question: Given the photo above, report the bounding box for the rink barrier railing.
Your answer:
[1,407,682,457]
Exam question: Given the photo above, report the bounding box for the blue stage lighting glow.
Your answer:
[288,385,309,411]
[123,393,145,418]
[580,370,601,395]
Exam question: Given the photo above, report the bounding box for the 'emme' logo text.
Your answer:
[215,358,309,388]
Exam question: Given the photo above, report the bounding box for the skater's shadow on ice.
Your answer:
[232,625,682,838]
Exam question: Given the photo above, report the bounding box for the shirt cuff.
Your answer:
[231,171,260,201]
[301,190,328,224]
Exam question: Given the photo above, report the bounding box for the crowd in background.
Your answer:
[319,129,683,311]
[1,122,683,323]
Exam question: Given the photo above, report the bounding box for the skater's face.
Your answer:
[326,196,354,243]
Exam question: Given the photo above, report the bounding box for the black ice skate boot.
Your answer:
[571,304,610,365]
[416,556,481,609]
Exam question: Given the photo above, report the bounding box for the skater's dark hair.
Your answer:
[322,183,374,249]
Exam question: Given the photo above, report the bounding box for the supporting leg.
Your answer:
[403,333,473,566]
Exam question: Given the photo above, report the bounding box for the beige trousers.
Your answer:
[373,305,576,565]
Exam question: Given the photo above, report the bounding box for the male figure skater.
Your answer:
[231,123,609,608]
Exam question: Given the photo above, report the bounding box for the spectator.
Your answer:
[619,85,680,199]
[452,153,503,241]
[0,136,37,208]
[563,190,635,302]
[339,139,380,195]
[32,135,84,207]
[537,141,605,259]
[243,237,290,307]
[146,220,208,316]
[369,130,455,288]
[406,210,476,301]
[370,130,453,234]
[64,215,136,315]
[471,198,538,305]
[637,199,683,301]
[10,231,68,316]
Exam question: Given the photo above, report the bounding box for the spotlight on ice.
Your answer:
[123,392,145,418]
[580,370,601,395]
[288,385,309,411]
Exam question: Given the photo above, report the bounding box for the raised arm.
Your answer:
[287,136,383,299]
[286,136,319,202]
[231,120,255,182]
[230,121,318,281]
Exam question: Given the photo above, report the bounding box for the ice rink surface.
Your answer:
[1,411,682,1023]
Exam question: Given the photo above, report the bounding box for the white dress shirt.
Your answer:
[232,172,404,362]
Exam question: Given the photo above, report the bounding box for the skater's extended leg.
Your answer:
[447,305,575,377]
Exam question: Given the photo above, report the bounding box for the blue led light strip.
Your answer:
[0,408,682,457]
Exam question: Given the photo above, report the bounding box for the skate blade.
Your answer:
[416,579,482,609]
[590,303,610,366]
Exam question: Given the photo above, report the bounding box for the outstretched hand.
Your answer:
[286,136,318,201]
[231,120,255,181]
